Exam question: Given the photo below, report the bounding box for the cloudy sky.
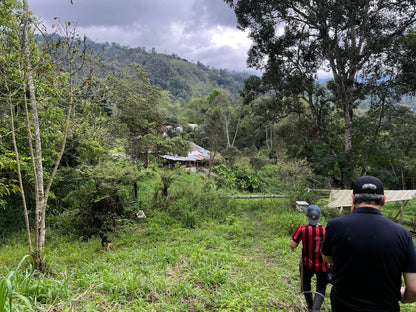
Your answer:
[29,0,257,74]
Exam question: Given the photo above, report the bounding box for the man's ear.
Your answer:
[381,195,386,206]
[351,193,356,212]
[351,193,356,204]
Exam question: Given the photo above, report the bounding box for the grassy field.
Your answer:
[1,197,416,311]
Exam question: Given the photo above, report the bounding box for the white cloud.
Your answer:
[211,26,252,50]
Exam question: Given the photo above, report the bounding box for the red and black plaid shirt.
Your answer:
[292,224,328,272]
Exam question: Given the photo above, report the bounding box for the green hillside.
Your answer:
[91,41,250,102]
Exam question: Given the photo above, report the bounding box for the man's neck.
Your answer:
[351,203,381,212]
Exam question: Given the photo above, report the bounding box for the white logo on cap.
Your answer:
[362,183,377,190]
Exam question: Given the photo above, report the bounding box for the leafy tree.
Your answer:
[106,64,163,164]
[184,97,209,124]
[207,89,243,149]
[0,0,33,252]
[225,0,416,187]
[396,29,416,94]
[206,106,225,178]
[353,105,416,189]
[1,0,100,269]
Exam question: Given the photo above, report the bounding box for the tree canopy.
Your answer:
[225,0,416,186]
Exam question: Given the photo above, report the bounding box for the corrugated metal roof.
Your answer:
[160,143,211,162]
[328,190,416,208]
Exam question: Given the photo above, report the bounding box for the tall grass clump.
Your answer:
[0,255,35,312]
[0,255,72,312]
[161,172,238,227]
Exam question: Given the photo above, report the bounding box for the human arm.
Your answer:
[290,239,299,249]
[401,272,416,303]
[290,226,302,249]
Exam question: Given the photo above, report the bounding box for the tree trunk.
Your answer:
[208,140,217,179]
[231,114,241,147]
[23,0,46,269]
[225,117,231,148]
[343,104,353,188]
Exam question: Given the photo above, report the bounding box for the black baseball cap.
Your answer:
[353,176,384,195]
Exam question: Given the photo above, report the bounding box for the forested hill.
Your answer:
[89,41,251,102]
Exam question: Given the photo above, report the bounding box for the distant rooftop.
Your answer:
[160,143,211,162]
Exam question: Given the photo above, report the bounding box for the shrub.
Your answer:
[212,165,237,189]
[58,160,137,238]
[165,173,237,226]
[289,186,320,209]
[212,164,265,193]
[237,174,264,193]
[249,155,271,170]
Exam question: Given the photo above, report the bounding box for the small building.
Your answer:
[296,201,309,212]
[160,143,212,168]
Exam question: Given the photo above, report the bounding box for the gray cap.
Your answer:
[307,205,321,226]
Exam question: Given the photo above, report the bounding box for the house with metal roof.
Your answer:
[159,143,212,167]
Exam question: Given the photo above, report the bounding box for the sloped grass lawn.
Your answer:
[1,199,415,311]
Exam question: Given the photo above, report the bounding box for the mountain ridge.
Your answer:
[91,41,252,102]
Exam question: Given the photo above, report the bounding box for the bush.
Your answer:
[212,165,265,193]
[165,173,237,226]
[289,186,320,209]
[212,165,237,189]
[249,155,271,170]
[58,160,137,238]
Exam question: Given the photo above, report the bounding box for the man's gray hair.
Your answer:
[354,193,384,205]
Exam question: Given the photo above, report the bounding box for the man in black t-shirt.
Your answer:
[321,176,416,311]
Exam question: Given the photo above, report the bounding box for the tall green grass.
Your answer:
[1,177,415,311]
[0,255,72,311]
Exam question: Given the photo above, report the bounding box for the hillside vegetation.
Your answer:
[88,41,249,102]
[1,169,416,311]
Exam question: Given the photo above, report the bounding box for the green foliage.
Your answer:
[0,254,73,312]
[164,172,237,227]
[0,155,20,204]
[353,105,416,189]
[91,43,248,103]
[153,136,192,159]
[0,255,32,312]
[249,154,271,170]
[212,165,237,189]
[238,173,263,193]
[289,186,320,210]
[265,210,308,237]
[75,138,104,165]
[212,164,265,193]
[225,0,416,187]
[58,159,137,238]
[0,255,67,312]
[271,157,316,191]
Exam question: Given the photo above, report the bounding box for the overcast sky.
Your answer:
[29,0,258,74]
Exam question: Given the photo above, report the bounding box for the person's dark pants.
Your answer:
[300,265,327,310]
[302,266,328,296]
